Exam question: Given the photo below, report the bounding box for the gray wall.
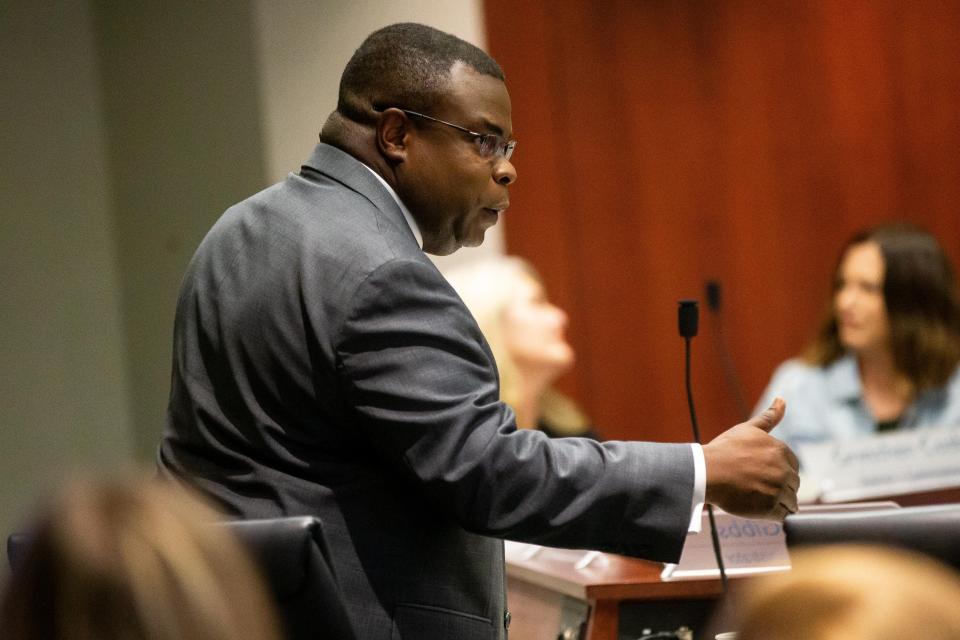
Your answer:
[0,0,132,542]
[0,0,490,547]
[93,0,269,459]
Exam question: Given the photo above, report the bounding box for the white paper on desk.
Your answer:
[661,502,898,581]
[504,541,607,570]
[800,424,960,503]
[504,540,543,562]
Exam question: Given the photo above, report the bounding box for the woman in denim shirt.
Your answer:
[758,224,960,455]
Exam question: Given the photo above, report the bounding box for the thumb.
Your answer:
[747,397,786,433]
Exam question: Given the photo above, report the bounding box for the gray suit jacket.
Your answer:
[159,143,694,640]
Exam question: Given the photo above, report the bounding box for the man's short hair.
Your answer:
[337,23,505,123]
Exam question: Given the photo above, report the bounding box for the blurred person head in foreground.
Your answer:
[445,256,596,437]
[0,475,281,640]
[729,544,960,640]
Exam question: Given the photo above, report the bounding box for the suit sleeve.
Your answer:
[335,258,694,562]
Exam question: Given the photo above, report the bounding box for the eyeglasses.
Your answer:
[399,109,517,161]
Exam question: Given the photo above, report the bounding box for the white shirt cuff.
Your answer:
[688,443,706,533]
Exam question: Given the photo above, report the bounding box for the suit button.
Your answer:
[504,610,511,629]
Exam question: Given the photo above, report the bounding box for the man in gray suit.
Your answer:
[159,23,798,639]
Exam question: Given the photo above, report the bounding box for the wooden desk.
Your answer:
[506,489,960,639]
[506,547,725,640]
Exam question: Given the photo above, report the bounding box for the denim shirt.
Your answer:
[756,354,960,456]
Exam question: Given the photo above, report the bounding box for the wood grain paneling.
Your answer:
[484,0,960,442]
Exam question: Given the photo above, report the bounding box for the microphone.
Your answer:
[678,299,698,339]
[677,299,728,591]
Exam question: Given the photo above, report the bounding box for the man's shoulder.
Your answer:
[241,165,377,221]
[223,166,412,260]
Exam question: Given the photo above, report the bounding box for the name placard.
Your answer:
[799,424,960,503]
[661,510,789,580]
[661,502,897,581]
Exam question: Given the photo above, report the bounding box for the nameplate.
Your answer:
[661,510,789,580]
[799,424,960,503]
[661,502,897,581]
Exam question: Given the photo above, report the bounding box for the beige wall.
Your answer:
[253,0,488,183]
[0,0,495,546]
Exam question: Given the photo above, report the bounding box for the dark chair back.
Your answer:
[6,532,30,572]
[222,517,357,640]
[784,504,960,570]
[8,517,356,640]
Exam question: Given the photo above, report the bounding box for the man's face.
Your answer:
[396,63,517,255]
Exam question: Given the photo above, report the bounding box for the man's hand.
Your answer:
[702,397,800,521]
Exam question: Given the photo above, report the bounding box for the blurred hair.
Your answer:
[0,475,281,640]
[732,545,960,640]
[337,22,504,124]
[444,256,589,435]
[804,223,960,391]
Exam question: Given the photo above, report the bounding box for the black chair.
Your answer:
[6,531,30,572]
[784,504,960,571]
[221,517,357,640]
[8,517,356,640]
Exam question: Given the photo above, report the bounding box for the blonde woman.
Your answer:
[0,475,281,640]
[444,256,597,438]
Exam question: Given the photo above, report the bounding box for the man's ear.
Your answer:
[376,108,410,163]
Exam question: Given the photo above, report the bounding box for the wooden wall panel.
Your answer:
[484,0,960,443]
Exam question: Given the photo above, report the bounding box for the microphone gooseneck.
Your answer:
[705,280,750,421]
[677,300,728,591]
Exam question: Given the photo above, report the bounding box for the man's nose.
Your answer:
[494,158,517,186]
